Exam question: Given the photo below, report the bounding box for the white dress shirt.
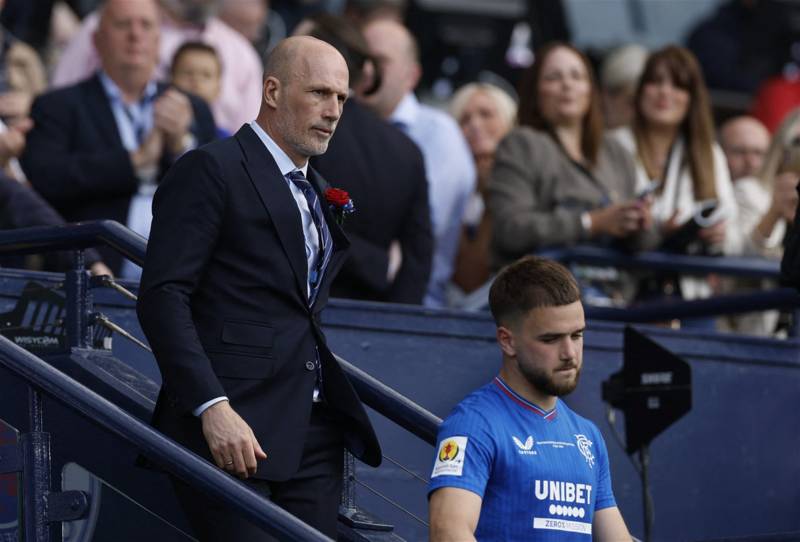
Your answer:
[610,126,740,300]
[98,72,159,280]
[391,93,476,308]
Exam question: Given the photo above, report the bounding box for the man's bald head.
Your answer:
[263,36,347,85]
[720,115,770,180]
[360,19,421,118]
[98,0,159,22]
[257,36,349,166]
[364,19,418,64]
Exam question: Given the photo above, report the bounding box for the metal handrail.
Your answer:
[588,287,800,323]
[336,355,441,445]
[0,222,444,444]
[0,221,440,538]
[539,245,781,279]
[536,245,800,332]
[0,220,146,266]
[0,334,330,541]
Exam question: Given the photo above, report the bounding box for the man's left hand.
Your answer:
[153,89,194,155]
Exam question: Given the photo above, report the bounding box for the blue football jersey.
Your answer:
[429,377,617,541]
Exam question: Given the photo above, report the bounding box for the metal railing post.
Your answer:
[340,451,357,513]
[21,387,53,541]
[15,387,91,542]
[338,449,394,532]
[64,250,92,349]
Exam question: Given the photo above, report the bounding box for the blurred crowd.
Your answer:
[1,0,799,337]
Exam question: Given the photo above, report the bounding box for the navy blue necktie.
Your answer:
[286,170,332,305]
[121,94,156,146]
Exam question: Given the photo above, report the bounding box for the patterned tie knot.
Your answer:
[287,170,312,192]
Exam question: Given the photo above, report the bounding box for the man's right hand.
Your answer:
[200,400,267,479]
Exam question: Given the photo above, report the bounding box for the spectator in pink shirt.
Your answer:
[50,0,262,134]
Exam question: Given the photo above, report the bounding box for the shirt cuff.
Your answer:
[193,396,228,417]
[580,211,592,234]
[179,133,197,157]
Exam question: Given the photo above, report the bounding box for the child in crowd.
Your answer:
[170,42,229,138]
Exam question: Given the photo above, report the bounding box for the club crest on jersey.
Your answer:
[432,436,467,477]
[575,434,595,468]
[512,435,536,455]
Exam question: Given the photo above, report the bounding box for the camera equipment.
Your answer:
[602,326,692,542]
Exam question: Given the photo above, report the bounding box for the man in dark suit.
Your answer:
[314,98,432,303]
[305,14,433,304]
[19,0,216,275]
[136,35,381,540]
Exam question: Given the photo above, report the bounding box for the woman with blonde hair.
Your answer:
[447,82,516,302]
[737,108,800,257]
[611,45,739,303]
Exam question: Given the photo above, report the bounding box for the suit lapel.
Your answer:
[236,125,309,303]
[307,168,350,307]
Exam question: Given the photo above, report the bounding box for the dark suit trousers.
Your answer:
[172,404,345,541]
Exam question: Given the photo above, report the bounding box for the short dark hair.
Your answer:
[170,41,221,75]
[489,256,580,327]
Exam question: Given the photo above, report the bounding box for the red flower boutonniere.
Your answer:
[324,187,355,225]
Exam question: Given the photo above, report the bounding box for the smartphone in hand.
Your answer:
[636,180,660,200]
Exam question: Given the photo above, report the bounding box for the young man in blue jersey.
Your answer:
[428,256,631,541]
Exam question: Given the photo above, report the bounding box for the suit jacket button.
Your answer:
[305,361,316,371]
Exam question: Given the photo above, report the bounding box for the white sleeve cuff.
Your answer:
[180,133,197,156]
[193,396,229,417]
[580,211,592,233]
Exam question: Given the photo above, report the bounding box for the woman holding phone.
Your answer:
[488,42,659,277]
[610,45,739,303]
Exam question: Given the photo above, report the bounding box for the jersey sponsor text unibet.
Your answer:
[429,377,617,541]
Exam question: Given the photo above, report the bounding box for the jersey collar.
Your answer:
[493,376,558,421]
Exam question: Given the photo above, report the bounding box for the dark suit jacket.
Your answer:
[136,124,381,480]
[311,100,432,304]
[20,73,217,273]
